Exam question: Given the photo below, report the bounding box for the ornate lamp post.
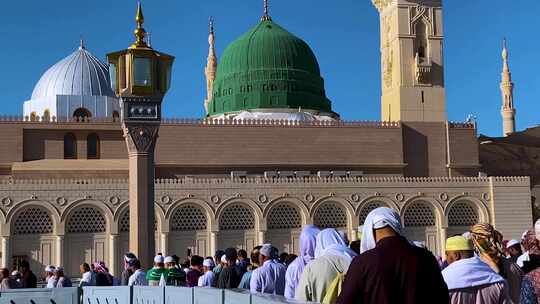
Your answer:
[107,3,174,268]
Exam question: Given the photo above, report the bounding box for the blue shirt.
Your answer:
[249,260,286,295]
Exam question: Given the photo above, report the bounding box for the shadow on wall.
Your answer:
[403,125,429,177]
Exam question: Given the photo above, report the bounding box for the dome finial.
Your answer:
[209,16,215,35]
[79,35,85,50]
[131,2,148,48]
[261,0,272,21]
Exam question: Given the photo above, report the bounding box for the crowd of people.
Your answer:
[6,207,540,303]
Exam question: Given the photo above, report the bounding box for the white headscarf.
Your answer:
[314,228,357,261]
[360,207,403,254]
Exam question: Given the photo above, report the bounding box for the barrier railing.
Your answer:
[0,286,312,304]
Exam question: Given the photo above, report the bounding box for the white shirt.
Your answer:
[250,260,287,295]
[197,271,215,287]
[79,271,95,286]
[128,269,147,286]
[46,275,57,288]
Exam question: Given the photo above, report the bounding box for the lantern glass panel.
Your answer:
[133,57,152,87]
[109,63,117,92]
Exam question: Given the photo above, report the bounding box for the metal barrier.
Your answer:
[0,287,311,304]
[0,287,79,304]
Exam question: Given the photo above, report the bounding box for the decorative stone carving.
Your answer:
[161,195,172,204]
[305,194,315,203]
[395,193,405,202]
[109,196,120,205]
[439,193,449,201]
[56,197,67,206]
[210,195,220,204]
[482,193,490,201]
[1,197,12,207]
[372,0,393,11]
[350,193,361,203]
[123,125,159,153]
[382,15,393,88]
[258,194,268,204]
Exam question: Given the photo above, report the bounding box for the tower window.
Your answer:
[73,108,92,119]
[87,133,100,159]
[64,133,77,159]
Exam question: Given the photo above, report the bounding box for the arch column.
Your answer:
[258,230,266,245]
[1,236,10,268]
[439,226,448,257]
[160,232,169,255]
[109,234,118,276]
[56,235,64,268]
[210,230,218,256]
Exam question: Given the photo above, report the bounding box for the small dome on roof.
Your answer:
[31,44,115,100]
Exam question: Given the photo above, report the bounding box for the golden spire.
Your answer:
[131,2,148,48]
[261,0,272,21]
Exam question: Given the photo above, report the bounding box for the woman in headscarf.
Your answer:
[337,207,448,304]
[470,223,523,303]
[284,225,320,299]
[295,228,357,302]
[520,229,540,273]
[93,261,113,286]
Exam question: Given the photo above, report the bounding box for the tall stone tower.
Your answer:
[204,17,218,115]
[500,40,516,136]
[372,0,446,122]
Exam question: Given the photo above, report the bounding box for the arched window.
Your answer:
[64,133,77,159]
[14,207,53,235]
[448,201,478,227]
[404,202,435,227]
[219,204,255,231]
[87,133,100,159]
[67,206,106,233]
[171,205,207,231]
[414,21,428,61]
[42,109,50,122]
[267,203,301,229]
[314,202,347,229]
[73,108,92,120]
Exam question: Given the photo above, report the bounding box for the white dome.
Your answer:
[31,45,115,100]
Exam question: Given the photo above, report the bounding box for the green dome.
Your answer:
[208,19,333,116]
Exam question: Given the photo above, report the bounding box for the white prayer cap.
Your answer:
[45,265,55,272]
[462,232,472,240]
[203,259,215,267]
[11,270,19,276]
[507,239,520,249]
[260,244,273,257]
[154,254,165,264]
[164,256,174,264]
[220,254,227,263]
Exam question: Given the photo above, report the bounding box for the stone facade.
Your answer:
[0,175,531,277]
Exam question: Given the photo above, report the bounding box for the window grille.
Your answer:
[404,202,435,227]
[171,205,207,231]
[67,206,106,233]
[314,202,347,229]
[14,207,53,235]
[267,204,301,229]
[219,204,255,230]
[448,201,478,226]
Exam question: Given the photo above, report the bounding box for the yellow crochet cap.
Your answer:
[445,236,473,251]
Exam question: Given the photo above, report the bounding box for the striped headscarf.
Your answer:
[470,223,505,273]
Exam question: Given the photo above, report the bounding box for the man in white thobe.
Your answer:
[250,244,286,295]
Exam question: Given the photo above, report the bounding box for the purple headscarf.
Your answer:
[284,225,320,299]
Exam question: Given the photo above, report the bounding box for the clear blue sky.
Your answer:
[1,0,538,136]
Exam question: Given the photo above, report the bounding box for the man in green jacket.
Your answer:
[146,254,167,286]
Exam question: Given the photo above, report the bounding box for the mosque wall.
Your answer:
[0,119,479,178]
[0,176,531,277]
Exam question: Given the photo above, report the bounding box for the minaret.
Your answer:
[204,17,217,114]
[500,39,516,136]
